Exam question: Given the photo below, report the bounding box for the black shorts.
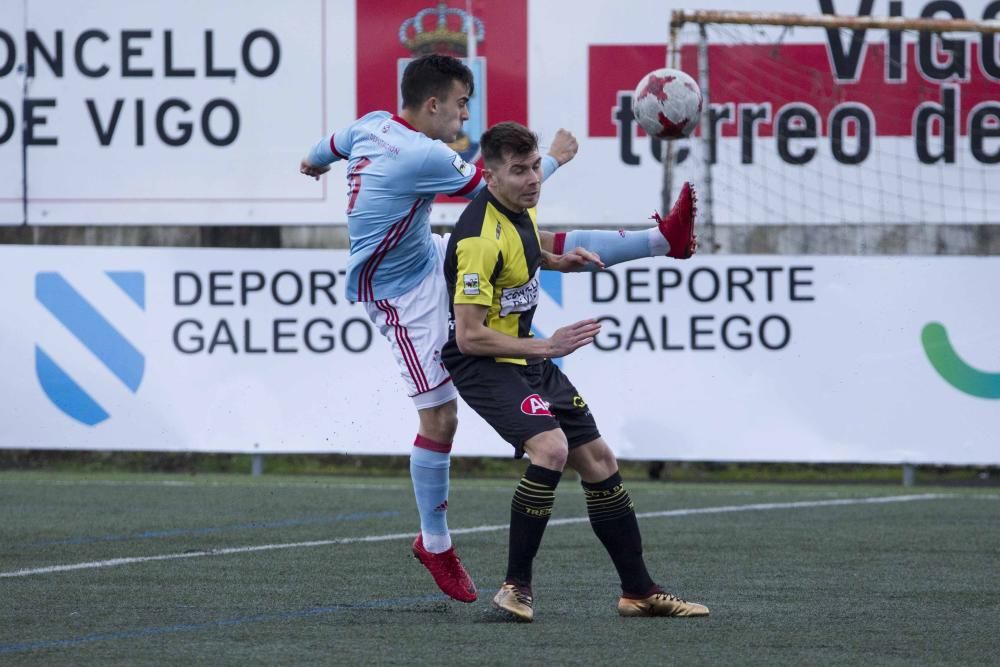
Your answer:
[445,354,600,458]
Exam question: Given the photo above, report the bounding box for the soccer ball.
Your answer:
[632,68,702,140]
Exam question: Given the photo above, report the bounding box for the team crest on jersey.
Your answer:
[452,154,474,177]
[356,2,528,171]
[520,394,552,416]
[463,273,480,295]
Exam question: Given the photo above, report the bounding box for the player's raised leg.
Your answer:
[545,180,698,265]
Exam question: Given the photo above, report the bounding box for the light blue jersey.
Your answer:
[309,111,559,302]
[309,111,485,302]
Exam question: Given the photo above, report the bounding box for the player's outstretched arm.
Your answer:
[545,319,602,357]
[300,129,352,180]
[540,247,605,273]
[454,304,600,359]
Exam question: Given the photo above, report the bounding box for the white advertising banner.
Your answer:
[0,0,355,225]
[1,245,997,464]
[533,0,1000,225]
[2,0,997,225]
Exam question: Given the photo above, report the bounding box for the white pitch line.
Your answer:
[2,479,415,491]
[0,493,952,579]
[0,532,417,579]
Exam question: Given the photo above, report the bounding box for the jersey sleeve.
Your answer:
[453,236,500,308]
[541,154,559,181]
[414,142,484,199]
[306,124,352,166]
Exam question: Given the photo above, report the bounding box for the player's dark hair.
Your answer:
[480,122,538,166]
[400,55,474,109]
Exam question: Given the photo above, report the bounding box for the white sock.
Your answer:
[647,227,669,256]
[422,531,452,553]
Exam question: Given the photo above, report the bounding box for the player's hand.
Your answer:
[547,128,578,166]
[299,158,331,180]
[544,247,604,272]
[547,318,602,358]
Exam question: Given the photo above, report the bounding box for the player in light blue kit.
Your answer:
[300,55,696,603]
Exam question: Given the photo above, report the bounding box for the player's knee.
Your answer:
[593,439,618,469]
[440,414,458,441]
[418,402,458,443]
[548,447,569,471]
[525,429,569,471]
[570,437,618,480]
[440,403,459,438]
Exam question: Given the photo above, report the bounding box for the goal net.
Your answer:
[664,10,1000,228]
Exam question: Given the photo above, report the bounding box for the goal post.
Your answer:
[673,10,1000,33]
[665,9,1000,251]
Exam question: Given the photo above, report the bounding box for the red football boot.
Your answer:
[652,181,698,259]
[412,534,477,603]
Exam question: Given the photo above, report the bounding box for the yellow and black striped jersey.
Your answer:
[443,188,541,365]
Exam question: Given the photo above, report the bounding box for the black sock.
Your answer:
[505,464,562,586]
[582,472,655,596]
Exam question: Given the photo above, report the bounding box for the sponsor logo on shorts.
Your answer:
[463,273,480,295]
[521,394,552,416]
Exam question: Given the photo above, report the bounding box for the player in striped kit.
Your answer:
[300,54,696,603]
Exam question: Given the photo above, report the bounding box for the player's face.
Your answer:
[430,80,471,143]
[486,149,543,212]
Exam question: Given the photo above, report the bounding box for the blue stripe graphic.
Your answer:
[35,272,145,392]
[34,346,109,426]
[0,595,445,655]
[539,270,563,306]
[535,274,565,367]
[106,271,145,310]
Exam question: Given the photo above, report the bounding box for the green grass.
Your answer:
[1,472,997,665]
[4,450,997,484]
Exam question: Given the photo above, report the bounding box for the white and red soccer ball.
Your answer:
[632,68,702,140]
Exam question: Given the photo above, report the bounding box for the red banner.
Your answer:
[589,43,1000,138]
